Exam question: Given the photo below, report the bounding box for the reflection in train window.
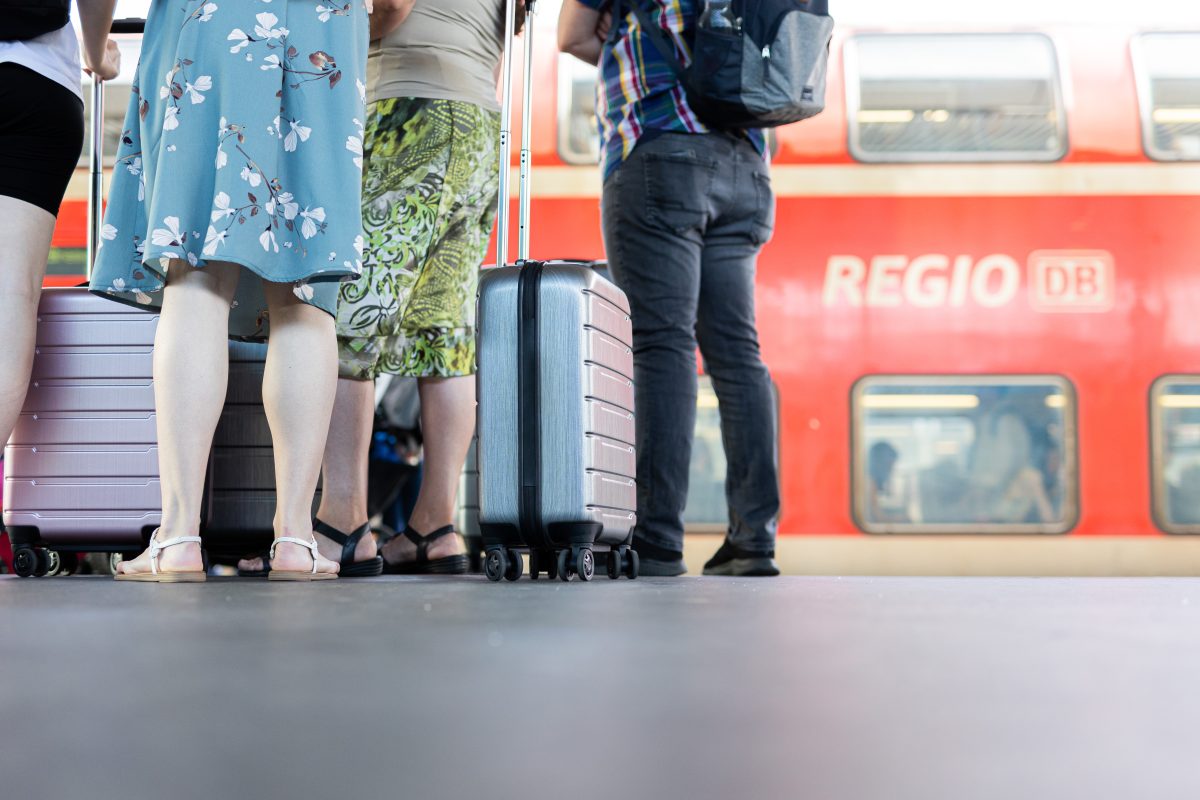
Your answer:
[1133,33,1200,162]
[1150,378,1200,532]
[845,33,1067,162]
[853,377,1077,533]
[686,378,729,528]
[557,54,600,166]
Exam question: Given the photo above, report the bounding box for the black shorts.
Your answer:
[0,62,84,216]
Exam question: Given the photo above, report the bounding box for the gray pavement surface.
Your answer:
[2,575,1200,800]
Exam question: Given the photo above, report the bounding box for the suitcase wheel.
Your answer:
[626,549,640,580]
[484,548,507,582]
[575,548,595,582]
[13,547,54,579]
[556,549,572,582]
[503,549,523,582]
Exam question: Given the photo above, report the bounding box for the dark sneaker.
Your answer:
[632,538,687,577]
[702,540,780,577]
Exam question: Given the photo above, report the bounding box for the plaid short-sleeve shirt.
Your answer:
[575,0,766,181]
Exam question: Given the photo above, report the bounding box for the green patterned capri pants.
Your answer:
[336,97,501,379]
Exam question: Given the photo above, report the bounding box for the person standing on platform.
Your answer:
[559,0,781,576]
[239,0,519,576]
[93,1,377,581]
[0,1,120,513]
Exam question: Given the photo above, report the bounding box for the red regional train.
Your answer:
[30,3,1200,573]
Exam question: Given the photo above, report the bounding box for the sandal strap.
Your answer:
[402,525,457,564]
[313,519,372,566]
[147,530,202,575]
[270,536,320,574]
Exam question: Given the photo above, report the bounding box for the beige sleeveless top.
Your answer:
[367,0,504,112]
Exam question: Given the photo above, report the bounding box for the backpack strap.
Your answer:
[617,0,691,86]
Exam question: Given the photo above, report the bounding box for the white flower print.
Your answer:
[294,282,315,302]
[261,54,281,71]
[254,13,288,41]
[228,28,251,53]
[151,216,187,248]
[100,224,118,241]
[284,119,311,152]
[163,105,180,131]
[346,119,364,169]
[184,75,213,104]
[125,156,142,177]
[135,291,153,305]
[316,5,335,22]
[216,148,228,169]
[277,192,299,221]
[203,225,227,256]
[260,229,279,253]
[112,277,126,291]
[197,2,217,22]
[211,191,235,222]
[187,252,200,267]
[356,78,366,104]
[299,207,325,239]
[240,166,262,188]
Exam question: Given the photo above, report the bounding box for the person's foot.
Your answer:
[632,537,687,577]
[269,537,340,576]
[380,524,464,567]
[116,531,203,576]
[237,519,375,574]
[701,540,780,577]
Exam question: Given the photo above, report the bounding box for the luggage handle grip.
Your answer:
[87,18,148,277]
[496,0,536,268]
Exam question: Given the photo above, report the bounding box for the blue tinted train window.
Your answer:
[845,33,1068,162]
[1133,33,1200,162]
[853,377,1077,533]
[1150,378,1200,532]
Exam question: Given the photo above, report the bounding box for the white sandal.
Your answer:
[267,536,338,582]
[114,530,206,583]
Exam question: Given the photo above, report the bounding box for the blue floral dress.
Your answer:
[91,0,369,339]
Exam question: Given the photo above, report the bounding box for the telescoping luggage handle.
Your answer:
[86,18,146,277]
[496,0,536,268]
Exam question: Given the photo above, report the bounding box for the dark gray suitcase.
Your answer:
[202,340,320,560]
[476,0,638,582]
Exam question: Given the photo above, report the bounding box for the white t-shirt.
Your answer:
[0,22,82,100]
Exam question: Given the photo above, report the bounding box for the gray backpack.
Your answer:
[623,0,834,129]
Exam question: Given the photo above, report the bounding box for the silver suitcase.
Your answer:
[476,0,638,582]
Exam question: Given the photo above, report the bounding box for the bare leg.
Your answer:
[380,375,473,564]
[259,282,339,575]
[0,197,52,449]
[311,376,377,563]
[118,260,239,575]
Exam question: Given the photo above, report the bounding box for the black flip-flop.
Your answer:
[313,519,384,577]
[381,525,468,575]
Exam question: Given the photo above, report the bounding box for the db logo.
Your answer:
[1028,250,1114,313]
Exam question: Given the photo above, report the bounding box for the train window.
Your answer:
[1150,378,1200,532]
[557,54,601,166]
[684,377,781,530]
[1133,33,1200,162]
[845,33,1067,163]
[852,377,1077,533]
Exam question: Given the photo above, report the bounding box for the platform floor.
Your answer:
[3,575,1200,800]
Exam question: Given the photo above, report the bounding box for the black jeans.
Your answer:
[601,131,780,558]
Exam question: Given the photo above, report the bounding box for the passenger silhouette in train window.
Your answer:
[965,393,1056,525]
[867,441,909,523]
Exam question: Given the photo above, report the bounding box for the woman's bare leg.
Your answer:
[311,376,377,560]
[118,260,239,575]
[259,282,340,575]
[380,375,474,564]
[0,197,52,450]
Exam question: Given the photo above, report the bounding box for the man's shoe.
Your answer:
[702,540,780,577]
[632,538,687,577]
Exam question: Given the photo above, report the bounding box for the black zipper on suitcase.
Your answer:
[517,262,544,547]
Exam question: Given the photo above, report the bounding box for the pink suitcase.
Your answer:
[3,21,161,577]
